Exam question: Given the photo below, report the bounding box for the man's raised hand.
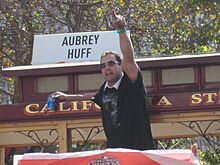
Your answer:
[111,10,126,29]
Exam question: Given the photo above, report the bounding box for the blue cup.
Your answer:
[47,95,56,111]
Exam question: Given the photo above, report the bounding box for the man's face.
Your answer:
[100,54,122,85]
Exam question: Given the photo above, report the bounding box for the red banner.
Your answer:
[14,148,199,165]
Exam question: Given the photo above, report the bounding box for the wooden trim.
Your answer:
[0,121,58,133]
[0,114,219,149]
[0,148,4,165]
[150,111,220,123]
[2,53,220,77]
[57,121,68,153]
[197,66,202,90]
[69,74,74,94]
[0,112,218,133]
[66,118,102,128]
[74,74,79,93]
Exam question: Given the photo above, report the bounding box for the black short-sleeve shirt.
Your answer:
[91,71,154,150]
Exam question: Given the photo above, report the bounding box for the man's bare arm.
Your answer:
[112,11,139,81]
[52,91,95,102]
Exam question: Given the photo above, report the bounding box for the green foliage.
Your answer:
[0,0,219,68]
[70,141,107,152]
[104,0,220,56]
[157,137,220,164]
[199,148,220,165]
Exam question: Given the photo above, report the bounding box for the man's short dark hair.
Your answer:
[100,51,122,65]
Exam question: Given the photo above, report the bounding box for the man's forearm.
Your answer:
[112,12,139,81]
[61,93,94,102]
[119,31,135,62]
[112,10,135,62]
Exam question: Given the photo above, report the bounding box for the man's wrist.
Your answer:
[117,27,126,34]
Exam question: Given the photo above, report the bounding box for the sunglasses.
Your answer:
[100,60,119,69]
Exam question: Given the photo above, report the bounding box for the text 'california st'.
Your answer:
[24,92,220,115]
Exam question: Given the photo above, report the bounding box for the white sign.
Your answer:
[32,31,124,65]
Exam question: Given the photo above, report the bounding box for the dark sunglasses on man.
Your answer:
[100,60,119,69]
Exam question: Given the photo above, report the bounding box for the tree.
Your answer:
[0,0,105,103]
[103,0,220,56]
[1,0,219,68]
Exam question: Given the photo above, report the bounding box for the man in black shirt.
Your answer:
[52,11,154,150]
